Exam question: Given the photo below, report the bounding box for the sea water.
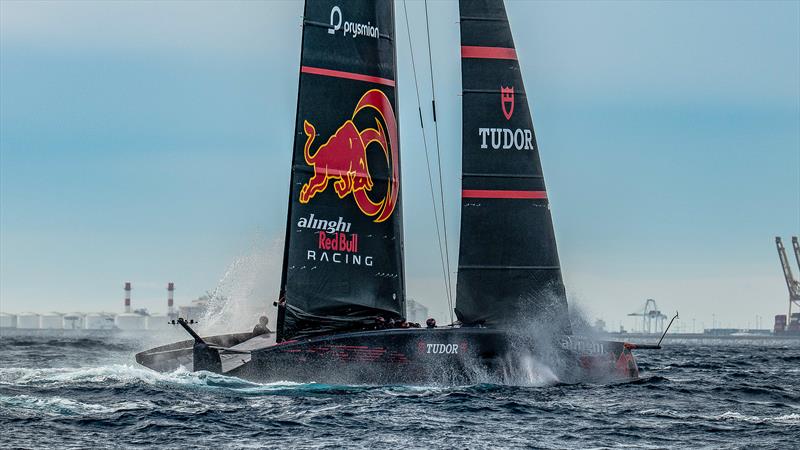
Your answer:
[1,329,798,448]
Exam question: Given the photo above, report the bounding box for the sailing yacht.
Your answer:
[137,0,644,384]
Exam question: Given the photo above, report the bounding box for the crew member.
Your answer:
[252,316,270,336]
[426,318,436,328]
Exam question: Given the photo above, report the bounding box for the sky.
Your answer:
[1,0,798,332]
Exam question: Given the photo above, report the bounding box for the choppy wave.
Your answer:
[1,333,798,448]
[637,408,800,425]
[0,337,136,351]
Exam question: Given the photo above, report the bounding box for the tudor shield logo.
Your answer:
[501,86,514,120]
[300,89,399,223]
[477,85,534,150]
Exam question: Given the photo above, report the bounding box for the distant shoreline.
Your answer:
[603,332,800,341]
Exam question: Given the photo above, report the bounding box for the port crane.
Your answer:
[628,298,668,334]
[776,237,800,322]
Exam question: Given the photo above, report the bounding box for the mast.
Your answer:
[455,0,569,330]
[277,1,311,341]
[277,0,405,340]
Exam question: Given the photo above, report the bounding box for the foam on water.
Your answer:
[1,331,799,448]
[0,364,345,395]
[0,394,119,415]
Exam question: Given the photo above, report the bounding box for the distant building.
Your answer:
[406,298,429,325]
[115,308,148,331]
[40,312,64,329]
[146,314,172,330]
[593,319,607,333]
[115,313,145,330]
[179,298,209,321]
[704,328,738,336]
[63,313,84,330]
[17,313,40,329]
[85,313,115,330]
[0,313,17,328]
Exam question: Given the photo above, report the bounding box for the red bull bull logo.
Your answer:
[299,89,399,223]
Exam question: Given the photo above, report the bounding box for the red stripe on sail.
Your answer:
[301,66,396,87]
[460,46,518,60]
[462,190,547,199]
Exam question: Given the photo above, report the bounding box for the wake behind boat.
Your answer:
[137,0,653,384]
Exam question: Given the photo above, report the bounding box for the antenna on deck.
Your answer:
[626,311,678,350]
[657,311,679,347]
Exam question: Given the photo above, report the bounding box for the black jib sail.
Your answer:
[278,0,405,340]
[455,0,569,329]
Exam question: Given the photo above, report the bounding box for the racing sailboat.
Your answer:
[136,0,643,384]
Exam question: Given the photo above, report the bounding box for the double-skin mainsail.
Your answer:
[278,0,405,341]
[455,0,570,330]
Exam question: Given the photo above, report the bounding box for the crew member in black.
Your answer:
[252,316,270,336]
[426,318,436,328]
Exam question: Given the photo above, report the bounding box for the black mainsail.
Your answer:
[455,0,569,329]
[278,0,405,340]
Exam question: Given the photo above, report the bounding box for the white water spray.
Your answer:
[196,235,283,335]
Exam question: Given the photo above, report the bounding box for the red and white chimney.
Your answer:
[124,282,132,313]
[167,282,175,315]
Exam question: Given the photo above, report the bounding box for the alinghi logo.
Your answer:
[297,214,352,234]
[328,6,380,39]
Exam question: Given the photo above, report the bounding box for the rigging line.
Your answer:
[424,0,454,323]
[402,0,452,319]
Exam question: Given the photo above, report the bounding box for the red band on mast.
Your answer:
[460,46,518,60]
[301,66,396,87]
[462,190,547,199]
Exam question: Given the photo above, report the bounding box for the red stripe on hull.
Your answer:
[462,189,547,199]
[460,46,518,60]
[300,66,396,87]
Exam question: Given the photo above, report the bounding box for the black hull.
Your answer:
[137,328,639,385]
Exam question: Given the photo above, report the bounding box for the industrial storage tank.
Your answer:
[17,313,40,329]
[0,313,17,328]
[179,298,209,321]
[115,313,145,330]
[789,313,800,333]
[40,312,64,329]
[62,313,85,330]
[85,313,115,330]
[146,314,171,331]
[774,315,787,333]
